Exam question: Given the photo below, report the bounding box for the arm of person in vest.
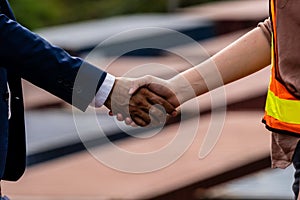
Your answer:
[0,14,176,126]
[118,22,272,125]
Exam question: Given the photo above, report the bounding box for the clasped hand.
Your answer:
[104,75,180,127]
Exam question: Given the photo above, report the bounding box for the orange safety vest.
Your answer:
[262,0,300,135]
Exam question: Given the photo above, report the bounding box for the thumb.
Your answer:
[129,75,153,95]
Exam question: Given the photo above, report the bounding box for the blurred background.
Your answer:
[3,0,295,199]
[11,0,225,30]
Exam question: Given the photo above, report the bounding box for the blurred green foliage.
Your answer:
[9,0,220,30]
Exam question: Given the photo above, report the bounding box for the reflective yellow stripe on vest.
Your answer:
[266,90,300,124]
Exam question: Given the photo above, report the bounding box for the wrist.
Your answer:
[168,76,197,105]
[92,73,116,108]
[103,79,117,110]
[104,91,112,110]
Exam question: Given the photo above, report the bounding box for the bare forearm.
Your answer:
[170,27,271,103]
[213,27,271,87]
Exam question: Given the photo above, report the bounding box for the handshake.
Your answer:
[103,75,190,127]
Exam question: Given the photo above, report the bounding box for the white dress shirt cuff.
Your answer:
[7,83,11,119]
[91,73,115,107]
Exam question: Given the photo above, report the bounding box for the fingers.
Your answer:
[129,87,175,127]
[110,112,137,127]
[132,116,149,127]
[117,113,124,121]
[125,117,137,127]
[147,91,176,116]
[130,106,166,127]
[140,87,176,115]
[129,97,151,126]
[148,83,180,108]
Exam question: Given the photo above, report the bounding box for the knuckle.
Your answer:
[139,88,149,96]
[144,75,153,81]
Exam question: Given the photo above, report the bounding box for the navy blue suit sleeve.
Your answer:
[0,14,107,111]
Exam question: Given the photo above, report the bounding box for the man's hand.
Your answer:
[104,77,178,127]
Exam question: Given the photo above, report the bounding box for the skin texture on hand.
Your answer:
[104,77,177,127]
[128,87,174,127]
[130,75,180,108]
[112,75,180,127]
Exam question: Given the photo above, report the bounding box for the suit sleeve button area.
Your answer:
[57,77,63,84]
[63,81,70,87]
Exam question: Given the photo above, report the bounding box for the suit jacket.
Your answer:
[0,0,107,181]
